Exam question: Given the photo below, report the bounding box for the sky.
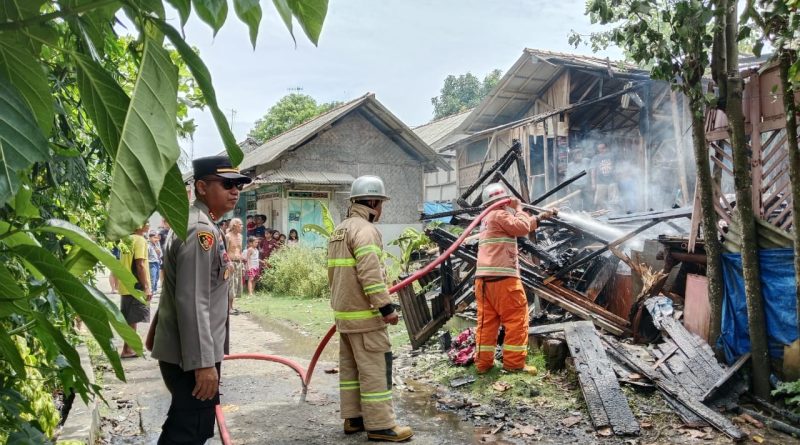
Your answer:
[168,0,624,159]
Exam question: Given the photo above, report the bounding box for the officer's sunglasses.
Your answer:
[201,177,245,191]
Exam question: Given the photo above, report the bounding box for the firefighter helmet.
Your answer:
[481,182,510,205]
[350,175,390,201]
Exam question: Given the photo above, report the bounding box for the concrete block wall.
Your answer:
[279,112,424,225]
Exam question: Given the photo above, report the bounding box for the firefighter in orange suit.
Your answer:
[327,175,413,442]
[474,182,557,373]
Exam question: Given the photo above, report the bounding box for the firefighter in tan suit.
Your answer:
[328,175,413,442]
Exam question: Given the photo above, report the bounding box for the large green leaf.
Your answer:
[0,329,25,377]
[192,0,228,35]
[11,183,39,218]
[32,313,91,393]
[156,19,244,165]
[165,0,191,27]
[0,37,52,134]
[84,284,142,355]
[0,75,49,204]
[0,263,24,299]
[0,0,49,54]
[107,36,180,240]
[0,220,43,280]
[272,0,295,43]
[74,54,130,158]
[234,0,262,49]
[157,165,189,240]
[34,219,142,299]
[287,0,328,46]
[63,247,99,277]
[11,245,128,380]
[60,0,121,59]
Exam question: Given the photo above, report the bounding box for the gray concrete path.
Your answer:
[94,273,477,445]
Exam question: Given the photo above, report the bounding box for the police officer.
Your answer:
[151,155,251,444]
[328,175,413,442]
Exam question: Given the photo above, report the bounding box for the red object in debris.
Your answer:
[448,328,477,366]
[606,271,634,320]
[684,274,710,341]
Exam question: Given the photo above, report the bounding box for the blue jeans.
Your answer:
[149,261,160,293]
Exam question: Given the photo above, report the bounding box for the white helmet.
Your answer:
[350,175,390,201]
[481,182,510,205]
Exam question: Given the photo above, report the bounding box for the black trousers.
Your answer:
[158,361,221,445]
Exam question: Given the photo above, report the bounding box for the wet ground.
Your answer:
[93,278,800,444]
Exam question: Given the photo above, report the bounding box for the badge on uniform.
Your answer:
[197,231,214,251]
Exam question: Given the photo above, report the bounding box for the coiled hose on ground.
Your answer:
[216,198,513,444]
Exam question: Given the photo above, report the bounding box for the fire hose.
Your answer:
[215,198,513,444]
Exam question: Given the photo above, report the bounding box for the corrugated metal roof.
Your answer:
[459,48,649,133]
[243,169,354,191]
[412,109,472,150]
[239,93,451,173]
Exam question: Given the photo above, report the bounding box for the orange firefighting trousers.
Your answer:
[474,276,529,371]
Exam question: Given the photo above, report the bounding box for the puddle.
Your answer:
[246,314,486,443]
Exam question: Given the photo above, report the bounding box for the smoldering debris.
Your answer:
[398,141,771,439]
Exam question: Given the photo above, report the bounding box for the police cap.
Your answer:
[192,155,252,184]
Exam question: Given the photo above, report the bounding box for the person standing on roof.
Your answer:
[327,175,413,442]
[474,182,557,374]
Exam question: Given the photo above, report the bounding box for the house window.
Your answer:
[465,139,489,165]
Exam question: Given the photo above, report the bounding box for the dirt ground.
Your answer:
[92,282,800,444]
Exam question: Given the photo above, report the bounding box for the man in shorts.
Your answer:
[120,223,152,358]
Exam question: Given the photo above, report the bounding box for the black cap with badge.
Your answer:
[192,155,252,184]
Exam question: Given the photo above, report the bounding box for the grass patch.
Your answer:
[415,348,583,411]
[237,292,409,347]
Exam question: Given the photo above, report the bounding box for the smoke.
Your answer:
[560,115,697,215]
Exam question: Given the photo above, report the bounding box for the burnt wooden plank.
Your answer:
[609,346,707,427]
[703,353,751,403]
[602,336,745,441]
[647,302,724,391]
[565,322,640,436]
[660,316,722,390]
[662,394,709,427]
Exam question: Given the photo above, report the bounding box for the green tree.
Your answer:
[430,69,502,120]
[572,0,772,398]
[0,0,328,440]
[248,93,340,143]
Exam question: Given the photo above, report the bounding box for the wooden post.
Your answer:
[670,91,691,206]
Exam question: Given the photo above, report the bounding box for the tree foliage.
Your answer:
[0,0,328,440]
[248,93,340,143]
[430,69,502,120]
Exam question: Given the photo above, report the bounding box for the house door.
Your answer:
[287,191,330,248]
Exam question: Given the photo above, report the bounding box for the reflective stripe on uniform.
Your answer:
[328,258,356,267]
[334,309,381,320]
[476,266,518,274]
[339,380,360,390]
[354,244,382,258]
[363,282,388,295]
[478,237,517,246]
[360,390,392,403]
[502,344,528,352]
[477,345,495,352]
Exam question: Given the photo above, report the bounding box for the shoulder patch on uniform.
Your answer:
[330,228,347,242]
[197,231,214,251]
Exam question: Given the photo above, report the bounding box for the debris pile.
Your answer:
[395,140,797,440]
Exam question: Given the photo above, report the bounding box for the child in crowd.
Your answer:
[246,237,261,296]
[287,229,299,246]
